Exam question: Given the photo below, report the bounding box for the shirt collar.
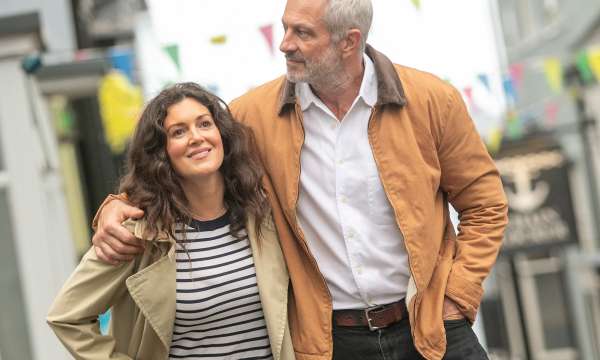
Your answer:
[297,53,378,112]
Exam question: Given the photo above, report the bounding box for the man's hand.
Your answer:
[92,199,145,265]
[442,296,465,320]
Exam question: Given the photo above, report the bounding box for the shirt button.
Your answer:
[340,196,347,203]
[337,159,344,165]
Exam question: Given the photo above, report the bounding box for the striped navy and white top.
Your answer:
[169,212,273,359]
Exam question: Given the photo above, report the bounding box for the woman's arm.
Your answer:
[47,247,138,360]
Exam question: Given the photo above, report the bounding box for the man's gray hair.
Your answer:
[323,0,373,52]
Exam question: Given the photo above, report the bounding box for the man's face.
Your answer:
[280,0,344,84]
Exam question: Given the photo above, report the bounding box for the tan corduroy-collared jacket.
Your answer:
[47,216,295,360]
[229,45,508,360]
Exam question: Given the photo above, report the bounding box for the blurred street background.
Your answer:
[1,0,600,359]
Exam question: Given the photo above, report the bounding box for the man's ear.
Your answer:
[340,29,362,56]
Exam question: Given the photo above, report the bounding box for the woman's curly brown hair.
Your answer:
[119,82,269,240]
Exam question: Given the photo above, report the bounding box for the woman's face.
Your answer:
[164,97,224,182]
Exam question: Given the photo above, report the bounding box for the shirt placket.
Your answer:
[335,114,373,307]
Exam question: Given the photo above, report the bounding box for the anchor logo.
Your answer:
[495,151,564,213]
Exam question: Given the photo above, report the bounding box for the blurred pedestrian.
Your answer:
[91,0,508,359]
[47,83,295,360]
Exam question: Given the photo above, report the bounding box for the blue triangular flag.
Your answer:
[477,74,491,92]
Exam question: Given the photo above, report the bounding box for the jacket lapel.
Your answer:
[125,236,176,351]
[247,216,290,360]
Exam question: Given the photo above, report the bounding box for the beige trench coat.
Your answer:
[47,216,295,360]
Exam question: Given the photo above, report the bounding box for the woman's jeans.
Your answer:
[332,318,489,360]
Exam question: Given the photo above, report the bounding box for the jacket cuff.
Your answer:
[445,270,483,324]
[91,193,130,231]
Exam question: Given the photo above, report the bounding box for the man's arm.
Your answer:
[438,87,509,322]
[91,195,145,264]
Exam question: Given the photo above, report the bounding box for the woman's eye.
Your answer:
[171,128,185,137]
[199,120,212,128]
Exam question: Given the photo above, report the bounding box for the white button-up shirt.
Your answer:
[296,55,410,310]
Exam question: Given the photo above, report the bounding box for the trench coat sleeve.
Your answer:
[47,247,136,360]
[437,88,509,322]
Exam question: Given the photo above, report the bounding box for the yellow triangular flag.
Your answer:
[543,58,563,93]
[588,48,600,82]
[210,35,227,45]
[487,127,503,155]
[411,0,421,10]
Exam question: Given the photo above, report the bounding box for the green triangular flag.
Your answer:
[577,51,595,84]
[163,44,181,72]
[411,0,421,10]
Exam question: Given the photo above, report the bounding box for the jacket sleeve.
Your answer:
[437,87,508,322]
[47,247,136,360]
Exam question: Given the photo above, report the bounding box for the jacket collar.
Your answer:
[277,44,407,115]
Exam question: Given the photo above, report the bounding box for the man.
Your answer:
[92,0,508,359]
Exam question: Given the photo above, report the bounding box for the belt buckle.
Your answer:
[364,304,385,331]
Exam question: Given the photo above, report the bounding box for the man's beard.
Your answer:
[285,45,345,87]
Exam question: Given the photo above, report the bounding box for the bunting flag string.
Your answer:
[588,48,600,82]
[487,127,504,154]
[502,76,517,105]
[509,63,524,89]
[259,24,275,55]
[210,34,228,45]
[544,101,559,127]
[576,51,595,84]
[543,57,563,93]
[477,73,491,92]
[163,44,181,72]
[505,110,523,140]
[463,86,473,105]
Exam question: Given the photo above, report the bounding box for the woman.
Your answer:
[47,83,295,360]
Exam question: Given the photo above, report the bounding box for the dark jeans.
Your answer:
[332,318,489,360]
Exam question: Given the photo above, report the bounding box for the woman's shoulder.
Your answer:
[121,218,172,242]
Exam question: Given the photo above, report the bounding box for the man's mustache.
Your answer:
[285,53,305,62]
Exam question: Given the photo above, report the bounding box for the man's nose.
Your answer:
[279,30,296,54]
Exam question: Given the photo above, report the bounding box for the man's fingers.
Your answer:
[105,222,145,249]
[94,245,111,263]
[104,236,143,256]
[98,242,135,262]
[122,204,144,220]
